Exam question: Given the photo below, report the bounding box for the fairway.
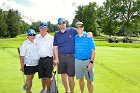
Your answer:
[0,46,140,93]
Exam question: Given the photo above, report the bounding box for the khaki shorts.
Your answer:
[75,58,94,82]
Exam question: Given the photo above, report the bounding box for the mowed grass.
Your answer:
[0,47,140,93]
[0,34,140,93]
[95,47,140,93]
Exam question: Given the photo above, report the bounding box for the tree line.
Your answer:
[0,9,29,38]
[72,0,140,37]
[0,0,140,38]
[0,9,60,38]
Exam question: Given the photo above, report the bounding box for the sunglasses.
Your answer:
[58,21,66,25]
[28,34,36,36]
[39,26,47,29]
[75,25,84,28]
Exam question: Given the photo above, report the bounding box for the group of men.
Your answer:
[19,18,96,93]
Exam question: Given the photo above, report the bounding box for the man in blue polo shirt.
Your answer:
[75,21,95,93]
[53,18,77,93]
[53,18,93,93]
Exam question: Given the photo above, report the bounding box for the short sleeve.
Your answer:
[88,37,95,50]
[20,41,27,56]
[72,28,77,36]
[53,32,58,46]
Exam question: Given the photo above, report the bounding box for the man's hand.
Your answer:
[87,62,93,71]
[53,59,59,65]
[87,32,93,38]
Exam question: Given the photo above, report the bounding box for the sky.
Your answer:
[0,0,105,24]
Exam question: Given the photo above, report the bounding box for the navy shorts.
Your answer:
[24,65,38,75]
[58,54,75,77]
[38,57,53,78]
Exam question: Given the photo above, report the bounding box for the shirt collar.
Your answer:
[77,32,87,37]
[39,33,49,39]
[59,28,69,34]
[27,39,36,44]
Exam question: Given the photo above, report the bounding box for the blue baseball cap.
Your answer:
[58,18,66,24]
[27,29,36,35]
[39,22,47,28]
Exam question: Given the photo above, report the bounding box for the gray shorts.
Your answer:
[75,58,94,82]
[58,54,75,77]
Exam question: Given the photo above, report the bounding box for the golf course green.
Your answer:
[0,34,140,93]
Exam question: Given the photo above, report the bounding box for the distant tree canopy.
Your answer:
[1,0,140,38]
[30,21,59,33]
[0,9,59,38]
[0,9,30,38]
[72,0,140,37]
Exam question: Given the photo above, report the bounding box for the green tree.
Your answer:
[100,0,120,36]
[71,6,84,27]
[47,21,54,32]
[19,20,30,34]
[6,9,21,38]
[72,2,98,36]
[83,2,98,36]
[0,9,8,37]
[117,0,140,36]
[53,24,59,31]
[30,21,40,33]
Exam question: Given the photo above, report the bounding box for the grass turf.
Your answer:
[0,47,140,93]
[0,34,140,93]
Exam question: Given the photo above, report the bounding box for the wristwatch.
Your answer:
[90,60,94,64]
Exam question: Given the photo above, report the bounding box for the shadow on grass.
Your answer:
[96,61,138,86]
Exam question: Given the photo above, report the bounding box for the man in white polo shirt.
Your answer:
[20,29,39,93]
[36,22,54,93]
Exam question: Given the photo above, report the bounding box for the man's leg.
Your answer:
[41,78,46,91]
[87,80,93,93]
[46,78,51,91]
[26,74,34,93]
[68,76,75,93]
[61,73,69,92]
[79,78,84,93]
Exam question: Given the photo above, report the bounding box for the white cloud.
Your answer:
[0,0,105,24]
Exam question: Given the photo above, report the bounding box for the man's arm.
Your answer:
[20,56,24,72]
[90,49,95,62]
[17,47,25,72]
[53,46,59,64]
[87,37,96,71]
[87,49,95,71]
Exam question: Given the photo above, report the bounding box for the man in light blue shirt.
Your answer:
[74,21,95,93]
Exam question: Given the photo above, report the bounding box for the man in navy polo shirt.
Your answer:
[75,21,95,93]
[53,18,76,93]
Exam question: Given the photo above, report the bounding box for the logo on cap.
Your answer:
[39,22,47,28]
[27,29,36,36]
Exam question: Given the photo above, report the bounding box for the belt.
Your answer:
[81,58,90,61]
[60,54,74,56]
[40,56,52,59]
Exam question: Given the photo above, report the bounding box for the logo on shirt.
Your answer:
[69,35,72,38]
